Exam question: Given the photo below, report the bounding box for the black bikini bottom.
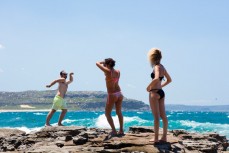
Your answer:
[150,89,165,100]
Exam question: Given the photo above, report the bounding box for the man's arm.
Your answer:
[46,78,65,88]
[66,72,74,84]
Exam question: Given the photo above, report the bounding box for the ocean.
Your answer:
[0,111,228,139]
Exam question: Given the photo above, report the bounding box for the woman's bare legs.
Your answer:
[115,95,124,134]
[159,98,168,141]
[149,92,160,142]
[105,95,118,135]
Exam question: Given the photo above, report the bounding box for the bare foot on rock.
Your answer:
[149,139,160,144]
[58,124,65,126]
[159,136,167,142]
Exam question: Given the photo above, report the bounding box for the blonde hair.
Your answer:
[147,48,162,65]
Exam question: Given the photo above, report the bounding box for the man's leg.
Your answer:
[46,109,56,126]
[58,109,67,126]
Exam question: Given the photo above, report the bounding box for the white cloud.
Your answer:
[0,44,5,49]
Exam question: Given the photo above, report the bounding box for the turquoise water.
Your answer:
[0,111,228,139]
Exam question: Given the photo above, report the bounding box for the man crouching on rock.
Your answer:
[45,70,74,126]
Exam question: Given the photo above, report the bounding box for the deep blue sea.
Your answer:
[0,111,228,139]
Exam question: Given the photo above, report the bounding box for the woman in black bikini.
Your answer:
[146,48,172,144]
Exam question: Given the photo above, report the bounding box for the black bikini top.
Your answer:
[151,72,164,81]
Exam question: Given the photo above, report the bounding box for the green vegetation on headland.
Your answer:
[0,91,228,111]
[0,90,150,111]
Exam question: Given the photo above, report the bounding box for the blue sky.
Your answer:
[0,1,229,105]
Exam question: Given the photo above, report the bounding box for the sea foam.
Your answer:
[178,120,229,138]
[62,119,77,124]
[3,126,44,134]
[95,114,148,129]
[33,113,46,116]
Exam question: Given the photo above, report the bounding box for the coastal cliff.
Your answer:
[0,126,228,153]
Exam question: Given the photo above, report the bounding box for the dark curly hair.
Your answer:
[104,58,116,68]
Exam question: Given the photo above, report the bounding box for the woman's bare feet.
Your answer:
[117,130,124,136]
[58,124,65,126]
[159,136,167,142]
[149,139,160,145]
[149,139,159,143]
[104,130,117,141]
[45,124,52,127]
[111,130,117,136]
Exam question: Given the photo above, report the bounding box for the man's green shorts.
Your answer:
[51,95,67,110]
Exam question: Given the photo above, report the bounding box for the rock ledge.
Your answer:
[0,126,228,153]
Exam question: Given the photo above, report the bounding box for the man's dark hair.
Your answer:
[60,70,67,76]
[104,58,115,68]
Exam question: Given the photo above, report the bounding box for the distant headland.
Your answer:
[0,90,228,112]
[0,90,149,111]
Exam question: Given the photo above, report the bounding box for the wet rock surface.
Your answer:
[0,126,228,153]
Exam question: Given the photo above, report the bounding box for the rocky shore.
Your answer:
[0,126,228,153]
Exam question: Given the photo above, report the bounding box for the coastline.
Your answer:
[0,109,105,112]
[1,110,228,140]
[0,126,228,152]
[0,109,50,112]
[0,109,149,112]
